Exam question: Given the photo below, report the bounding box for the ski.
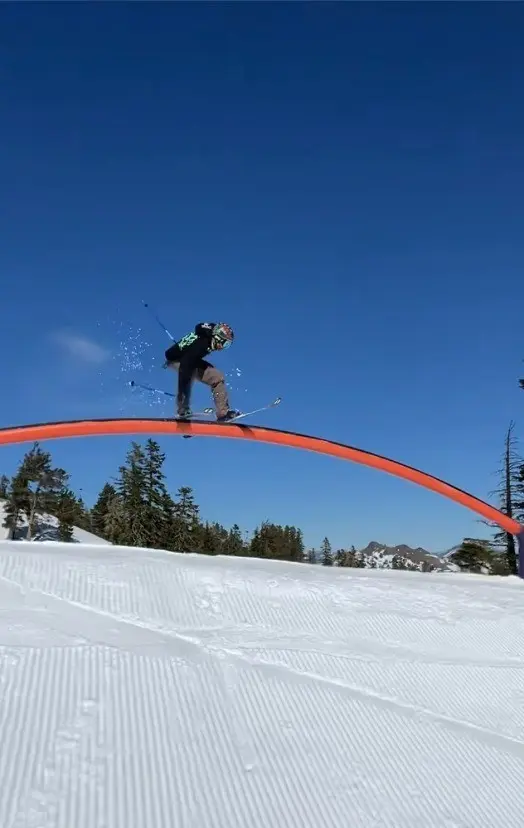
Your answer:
[219,396,282,423]
[178,411,215,420]
[180,397,281,439]
[130,380,281,426]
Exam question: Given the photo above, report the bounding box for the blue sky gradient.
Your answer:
[2,3,524,552]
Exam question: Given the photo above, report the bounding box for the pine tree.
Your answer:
[256,522,276,558]
[142,439,172,548]
[91,483,117,538]
[224,523,245,556]
[320,537,333,566]
[198,522,222,555]
[115,443,149,547]
[249,522,279,559]
[247,522,305,561]
[158,490,176,550]
[486,421,521,575]
[249,523,268,558]
[27,446,68,540]
[353,551,367,569]
[104,494,127,544]
[0,474,9,499]
[335,546,357,567]
[335,549,346,566]
[489,552,512,576]
[249,527,263,558]
[2,469,30,539]
[54,487,78,542]
[306,548,317,564]
[48,487,87,534]
[74,495,91,531]
[172,486,200,552]
[212,522,229,552]
[450,538,492,573]
[3,443,68,540]
[284,526,305,562]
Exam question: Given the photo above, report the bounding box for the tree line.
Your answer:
[0,440,406,567]
[0,440,310,561]
[1,421,523,575]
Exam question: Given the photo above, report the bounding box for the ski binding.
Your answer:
[180,397,281,438]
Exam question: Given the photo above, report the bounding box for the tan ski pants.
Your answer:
[167,360,230,418]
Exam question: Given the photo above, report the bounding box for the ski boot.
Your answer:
[177,406,192,421]
[217,409,241,423]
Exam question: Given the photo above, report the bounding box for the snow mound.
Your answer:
[0,540,523,827]
[0,499,110,544]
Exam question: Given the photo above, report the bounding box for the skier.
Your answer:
[164,322,240,421]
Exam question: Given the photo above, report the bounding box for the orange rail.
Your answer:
[0,417,521,536]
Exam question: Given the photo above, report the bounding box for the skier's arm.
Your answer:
[194,322,216,337]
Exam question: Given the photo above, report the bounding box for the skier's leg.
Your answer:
[195,360,231,419]
[165,361,192,417]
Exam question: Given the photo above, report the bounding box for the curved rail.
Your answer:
[0,417,522,574]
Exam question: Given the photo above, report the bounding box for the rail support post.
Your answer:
[518,528,524,579]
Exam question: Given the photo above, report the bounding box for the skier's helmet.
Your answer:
[211,322,234,350]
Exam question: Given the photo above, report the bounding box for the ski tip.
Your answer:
[129,380,136,387]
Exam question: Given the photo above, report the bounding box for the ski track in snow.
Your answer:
[0,541,523,827]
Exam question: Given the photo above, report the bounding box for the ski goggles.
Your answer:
[213,336,232,350]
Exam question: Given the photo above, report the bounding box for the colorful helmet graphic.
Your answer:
[211,322,234,350]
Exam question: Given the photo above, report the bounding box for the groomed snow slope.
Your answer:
[0,541,523,828]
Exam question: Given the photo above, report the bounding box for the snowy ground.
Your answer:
[0,541,523,828]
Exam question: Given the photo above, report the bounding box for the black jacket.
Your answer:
[165,322,217,397]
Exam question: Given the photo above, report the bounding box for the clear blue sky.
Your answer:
[1,3,523,553]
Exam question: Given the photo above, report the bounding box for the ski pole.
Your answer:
[141,300,175,341]
[129,380,176,398]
